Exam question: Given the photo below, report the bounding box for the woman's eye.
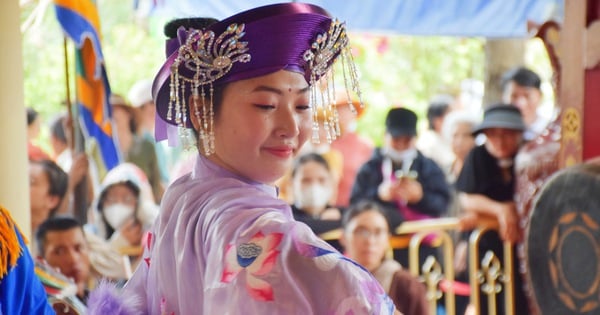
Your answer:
[296,105,311,111]
[255,104,275,110]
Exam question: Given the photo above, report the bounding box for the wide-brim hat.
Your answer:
[128,79,154,108]
[385,107,418,137]
[472,104,526,135]
[152,3,345,129]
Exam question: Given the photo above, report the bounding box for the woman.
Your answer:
[441,110,479,183]
[88,163,158,268]
[111,94,164,202]
[89,3,398,314]
[341,201,429,315]
[290,153,343,250]
[455,104,529,315]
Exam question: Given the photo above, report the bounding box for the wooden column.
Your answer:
[559,0,586,166]
[483,39,526,107]
[0,0,31,238]
[583,1,600,160]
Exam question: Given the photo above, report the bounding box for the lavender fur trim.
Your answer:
[87,280,143,315]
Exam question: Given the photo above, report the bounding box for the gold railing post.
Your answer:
[503,241,515,315]
[480,251,502,315]
[469,228,485,313]
[406,227,457,315]
[421,256,443,315]
[468,227,515,315]
[394,218,516,315]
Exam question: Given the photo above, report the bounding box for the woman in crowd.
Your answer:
[290,153,343,250]
[341,201,429,315]
[88,163,158,270]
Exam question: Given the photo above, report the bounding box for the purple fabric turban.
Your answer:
[152,2,348,135]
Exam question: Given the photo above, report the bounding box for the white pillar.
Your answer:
[0,1,31,238]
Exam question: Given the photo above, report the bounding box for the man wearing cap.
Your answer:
[455,104,529,315]
[350,107,451,266]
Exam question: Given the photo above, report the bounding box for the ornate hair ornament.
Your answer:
[153,4,363,152]
[303,19,362,144]
[168,23,251,154]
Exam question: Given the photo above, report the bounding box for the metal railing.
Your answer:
[395,218,516,315]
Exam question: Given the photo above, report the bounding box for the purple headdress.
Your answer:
[153,3,361,152]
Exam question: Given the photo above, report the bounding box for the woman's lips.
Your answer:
[264,146,294,158]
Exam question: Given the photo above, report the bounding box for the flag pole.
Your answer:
[62,36,90,223]
[63,36,75,150]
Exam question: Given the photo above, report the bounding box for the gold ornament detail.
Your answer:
[548,212,600,312]
[303,19,362,144]
[169,24,251,154]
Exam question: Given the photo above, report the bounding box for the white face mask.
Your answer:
[103,203,135,229]
[383,147,417,164]
[294,184,332,215]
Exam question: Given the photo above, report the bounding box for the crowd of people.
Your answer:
[8,2,554,314]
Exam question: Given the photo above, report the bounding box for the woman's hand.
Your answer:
[495,202,521,243]
[120,218,143,246]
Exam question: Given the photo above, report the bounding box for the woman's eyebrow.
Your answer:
[252,85,310,95]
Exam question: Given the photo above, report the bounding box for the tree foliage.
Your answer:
[21,0,498,148]
[350,35,484,145]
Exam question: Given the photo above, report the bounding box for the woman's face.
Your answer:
[292,160,333,214]
[293,160,332,189]
[112,106,133,135]
[208,70,312,184]
[484,128,523,159]
[103,183,137,208]
[342,210,390,271]
[452,122,475,161]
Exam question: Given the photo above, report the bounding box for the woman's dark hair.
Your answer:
[291,153,330,178]
[97,181,140,238]
[31,159,69,217]
[342,200,391,232]
[27,107,39,126]
[49,114,67,144]
[427,96,451,130]
[164,17,219,38]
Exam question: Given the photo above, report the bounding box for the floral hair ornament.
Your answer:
[167,24,250,154]
[303,18,362,144]
[152,3,362,153]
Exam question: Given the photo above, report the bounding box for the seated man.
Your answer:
[36,216,94,304]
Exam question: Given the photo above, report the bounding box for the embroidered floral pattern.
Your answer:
[221,231,283,301]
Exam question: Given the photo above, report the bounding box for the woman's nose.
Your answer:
[276,106,300,138]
